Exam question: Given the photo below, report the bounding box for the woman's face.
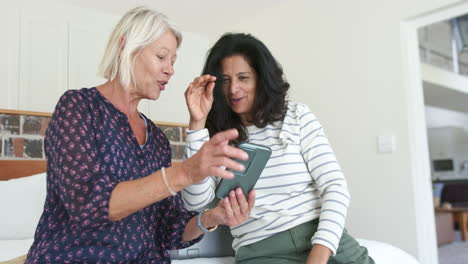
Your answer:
[221,55,257,124]
[132,30,177,100]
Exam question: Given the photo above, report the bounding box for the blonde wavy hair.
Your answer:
[99,6,182,88]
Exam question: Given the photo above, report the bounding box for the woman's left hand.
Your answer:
[211,188,255,227]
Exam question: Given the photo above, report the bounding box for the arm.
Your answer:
[46,91,115,229]
[47,91,247,229]
[298,104,350,261]
[110,128,248,221]
[181,74,219,210]
[180,129,218,210]
[109,165,189,221]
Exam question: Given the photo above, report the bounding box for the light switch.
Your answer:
[377,135,396,153]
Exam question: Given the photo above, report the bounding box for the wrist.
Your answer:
[309,244,332,262]
[189,118,206,130]
[164,165,191,192]
[199,209,219,232]
[160,167,176,196]
[178,160,194,186]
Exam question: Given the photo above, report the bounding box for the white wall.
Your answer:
[1,0,210,124]
[426,106,468,131]
[0,4,20,109]
[1,0,116,112]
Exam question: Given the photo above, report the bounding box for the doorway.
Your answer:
[401,2,468,264]
[419,15,468,264]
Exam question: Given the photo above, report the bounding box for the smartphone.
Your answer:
[215,142,272,199]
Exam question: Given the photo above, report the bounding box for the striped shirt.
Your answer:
[182,102,350,255]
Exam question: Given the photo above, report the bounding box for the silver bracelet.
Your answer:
[197,209,218,233]
[161,167,177,196]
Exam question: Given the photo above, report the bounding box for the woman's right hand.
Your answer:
[184,74,216,130]
[181,128,248,185]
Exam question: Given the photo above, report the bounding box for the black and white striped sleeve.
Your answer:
[298,103,350,255]
[181,129,218,211]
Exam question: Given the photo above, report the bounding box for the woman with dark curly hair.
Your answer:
[182,33,374,264]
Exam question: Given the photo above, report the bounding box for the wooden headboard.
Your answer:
[0,108,186,181]
[0,160,47,181]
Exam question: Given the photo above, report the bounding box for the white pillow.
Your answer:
[0,173,47,239]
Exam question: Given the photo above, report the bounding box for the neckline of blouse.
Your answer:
[91,87,152,150]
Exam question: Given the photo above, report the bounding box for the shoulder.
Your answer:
[59,87,95,101]
[56,88,96,111]
[285,102,317,122]
[276,102,317,144]
[51,88,98,127]
[47,89,97,140]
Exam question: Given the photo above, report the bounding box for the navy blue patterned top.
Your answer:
[26,88,199,263]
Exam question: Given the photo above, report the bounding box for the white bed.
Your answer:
[171,239,421,263]
[0,169,420,264]
[0,238,420,264]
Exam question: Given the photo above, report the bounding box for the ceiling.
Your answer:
[63,0,284,36]
[424,81,468,113]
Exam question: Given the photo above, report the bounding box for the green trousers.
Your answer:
[236,219,375,264]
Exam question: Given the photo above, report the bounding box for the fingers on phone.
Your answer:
[222,157,244,172]
[212,167,234,179]
[230,190,241,216]
[224,197,233,217]
[248,190,256,210]
[217,144,248,161]
[236,188,249,214]
[211,145,247,171]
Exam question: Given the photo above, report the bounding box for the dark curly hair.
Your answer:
[202,33,290,145]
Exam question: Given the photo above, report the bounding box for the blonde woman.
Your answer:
[25,7,254,264]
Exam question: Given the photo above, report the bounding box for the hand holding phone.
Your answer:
[215,142,272,199]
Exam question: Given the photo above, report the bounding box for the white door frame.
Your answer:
[401,2,468,264]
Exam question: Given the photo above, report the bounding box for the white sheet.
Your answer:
[0,238,420,263]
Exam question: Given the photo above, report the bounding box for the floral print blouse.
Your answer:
[26,88,198,263]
